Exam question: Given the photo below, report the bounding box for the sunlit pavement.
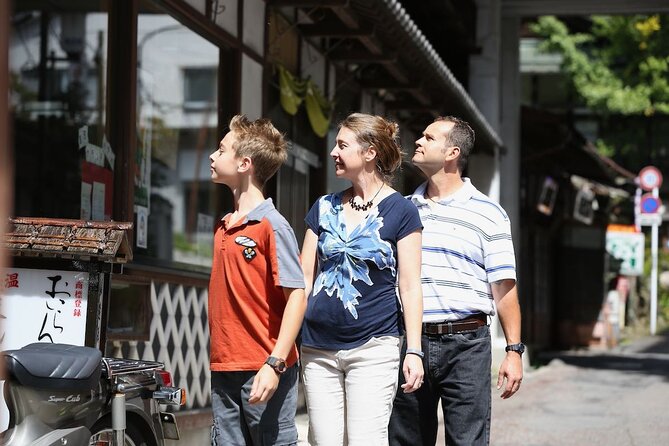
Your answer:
[294,331,669,445]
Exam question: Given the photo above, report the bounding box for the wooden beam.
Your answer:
[380,63,408,84]
[298,22,374,38]
[329,49,396,63]
[266,0,349,7]
[384,101,439,113]
[358,80,421,91]
[408,89,432,106]
[330,5,360,28]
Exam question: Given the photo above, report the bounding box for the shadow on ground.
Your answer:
[535,328,669,379]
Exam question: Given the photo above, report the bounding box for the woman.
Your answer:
[300,113,424,445]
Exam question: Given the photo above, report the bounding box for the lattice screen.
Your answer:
[109,281,211,410]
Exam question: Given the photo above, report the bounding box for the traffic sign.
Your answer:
[640,194,661,214]
[638,213,662,226]
[606,231,644,276]
[638,166,663,191]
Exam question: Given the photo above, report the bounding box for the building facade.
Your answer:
[5,0,505,434]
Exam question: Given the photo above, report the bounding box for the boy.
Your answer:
[208,115,306,445]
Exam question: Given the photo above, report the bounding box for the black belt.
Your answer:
[422,313,488,335]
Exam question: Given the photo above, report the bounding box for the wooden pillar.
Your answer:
[1,0,12,273]
[107,0,139,226]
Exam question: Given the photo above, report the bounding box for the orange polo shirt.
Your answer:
[208,199,305,372]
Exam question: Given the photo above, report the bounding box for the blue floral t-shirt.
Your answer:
[301,191,422,350]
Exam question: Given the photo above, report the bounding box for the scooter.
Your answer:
[0,342,185,446]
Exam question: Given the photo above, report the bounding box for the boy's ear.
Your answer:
[237,156,253,173]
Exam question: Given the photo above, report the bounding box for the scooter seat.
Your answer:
[2,343,102,391]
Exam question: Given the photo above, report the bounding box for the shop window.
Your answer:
[135,4,221,270]
[9,2,111,220]
[183,67,217,111]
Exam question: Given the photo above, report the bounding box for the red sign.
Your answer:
[638,166,663,191]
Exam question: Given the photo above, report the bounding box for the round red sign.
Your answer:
[638,166,663,191]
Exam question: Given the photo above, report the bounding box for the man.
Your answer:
[389,116,523,446]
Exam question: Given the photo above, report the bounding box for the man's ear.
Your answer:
[446,146,460,161]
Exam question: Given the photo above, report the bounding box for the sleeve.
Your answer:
[396,198,423,241]
[272,220,306,289]
[484,214,517,283]
[304,197,322,234]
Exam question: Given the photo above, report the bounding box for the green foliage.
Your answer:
[531,15,669,116]
[173,232,212,257]
[594,138,615,158]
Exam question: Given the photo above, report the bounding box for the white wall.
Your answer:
[213,0,238,37]
[300,41,326,91]
[242,0,265,56]
[184,0,206,15]
[240,54,263,119]
[468,152,500,203]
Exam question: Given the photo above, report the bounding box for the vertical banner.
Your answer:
[1,268,90,430]
[1,268,90,349]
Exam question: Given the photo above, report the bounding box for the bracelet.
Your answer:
[405,348,424,358]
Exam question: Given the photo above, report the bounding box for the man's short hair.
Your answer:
[229,115,287,185]
[435,116,475,172]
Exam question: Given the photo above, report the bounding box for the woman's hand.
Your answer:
[400,352,425,393]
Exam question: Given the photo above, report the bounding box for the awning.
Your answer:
[269,0,503,154]
[6,217,133,263]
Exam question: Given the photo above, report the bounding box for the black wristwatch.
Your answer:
[505,343,525,355]
[264,356,287,374]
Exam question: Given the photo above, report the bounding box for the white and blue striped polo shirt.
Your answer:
[408,179,517,323]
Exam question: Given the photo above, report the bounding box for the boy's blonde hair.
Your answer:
[229,115,287,185]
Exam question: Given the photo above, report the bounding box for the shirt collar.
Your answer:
[245,198,274,223]
[409,178,476,207]
[223,198,274,226]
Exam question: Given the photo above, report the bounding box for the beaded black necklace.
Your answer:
[348,184,384,212]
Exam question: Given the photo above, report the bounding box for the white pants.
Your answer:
[301,336,401,446]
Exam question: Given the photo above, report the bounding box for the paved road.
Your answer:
[296,331,669,445]
[490,333,669,446]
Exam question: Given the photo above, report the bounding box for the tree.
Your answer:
[531,15,669,116]
[531,15,669,171]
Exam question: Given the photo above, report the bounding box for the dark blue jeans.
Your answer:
[211,365,299,446]
[389,326,491,446]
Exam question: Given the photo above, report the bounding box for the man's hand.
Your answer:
[497,352,523,399]
[400,353,425,393]
[249,364,280,404]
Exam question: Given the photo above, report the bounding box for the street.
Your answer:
[296,331,669,445]
[490,332,669,445]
